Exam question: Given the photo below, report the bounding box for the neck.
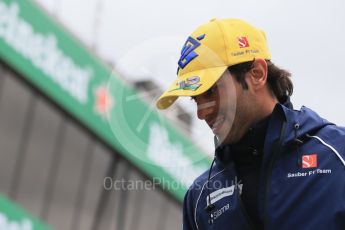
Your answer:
[215,114,271,166]
[253,93,278,124]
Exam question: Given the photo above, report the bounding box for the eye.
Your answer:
[190,96,196,101]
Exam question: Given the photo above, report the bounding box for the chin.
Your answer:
[218,133,234,145]
[217,125,234,144]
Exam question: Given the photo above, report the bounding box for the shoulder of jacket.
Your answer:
[187,164,226,194]
[315,124,345,146]
[187,169,210,193]
[308,124,345,167]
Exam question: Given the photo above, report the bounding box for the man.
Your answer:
[156,18,345,229]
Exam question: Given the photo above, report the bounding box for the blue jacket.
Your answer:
[183,103,345,230]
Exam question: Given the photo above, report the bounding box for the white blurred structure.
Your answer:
[35,0,345,154]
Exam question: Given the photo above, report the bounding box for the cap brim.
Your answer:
[156,66,227,110]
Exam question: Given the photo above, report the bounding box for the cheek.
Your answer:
[218,88,237,110]
[233,93,253,127]
[217,76,238,119]
[219,97,236,128]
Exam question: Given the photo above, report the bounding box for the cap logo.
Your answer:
[177,36,201,70]
[168,76,201,92]
[238,36,250,48]
[301,154,318,168]
[196,34,205,40]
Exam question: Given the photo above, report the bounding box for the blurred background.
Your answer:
[0,0,344,229]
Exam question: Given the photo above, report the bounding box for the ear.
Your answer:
[247,58,268,90]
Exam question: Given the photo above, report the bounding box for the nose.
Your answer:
[196,99,216,120]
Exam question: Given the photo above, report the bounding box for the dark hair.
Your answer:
[227,60,293,102]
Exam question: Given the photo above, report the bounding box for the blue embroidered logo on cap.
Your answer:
[177,36,200,70]
[197,34,205,40]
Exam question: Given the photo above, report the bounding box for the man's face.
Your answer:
[193,70,255,144]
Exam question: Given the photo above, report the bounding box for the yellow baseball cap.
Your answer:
[156,18,271,110]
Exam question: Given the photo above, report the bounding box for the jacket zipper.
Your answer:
[264,121,286,228]
[237,189,256,230]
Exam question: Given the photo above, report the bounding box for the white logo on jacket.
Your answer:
[206,184,243,205]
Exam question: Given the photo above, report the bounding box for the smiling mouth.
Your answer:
[211,117,225,133]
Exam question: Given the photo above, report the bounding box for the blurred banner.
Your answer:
[0,194,51,230]
[0,0,211,201]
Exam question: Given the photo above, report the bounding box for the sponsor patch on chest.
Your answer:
[207,185,240,205]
